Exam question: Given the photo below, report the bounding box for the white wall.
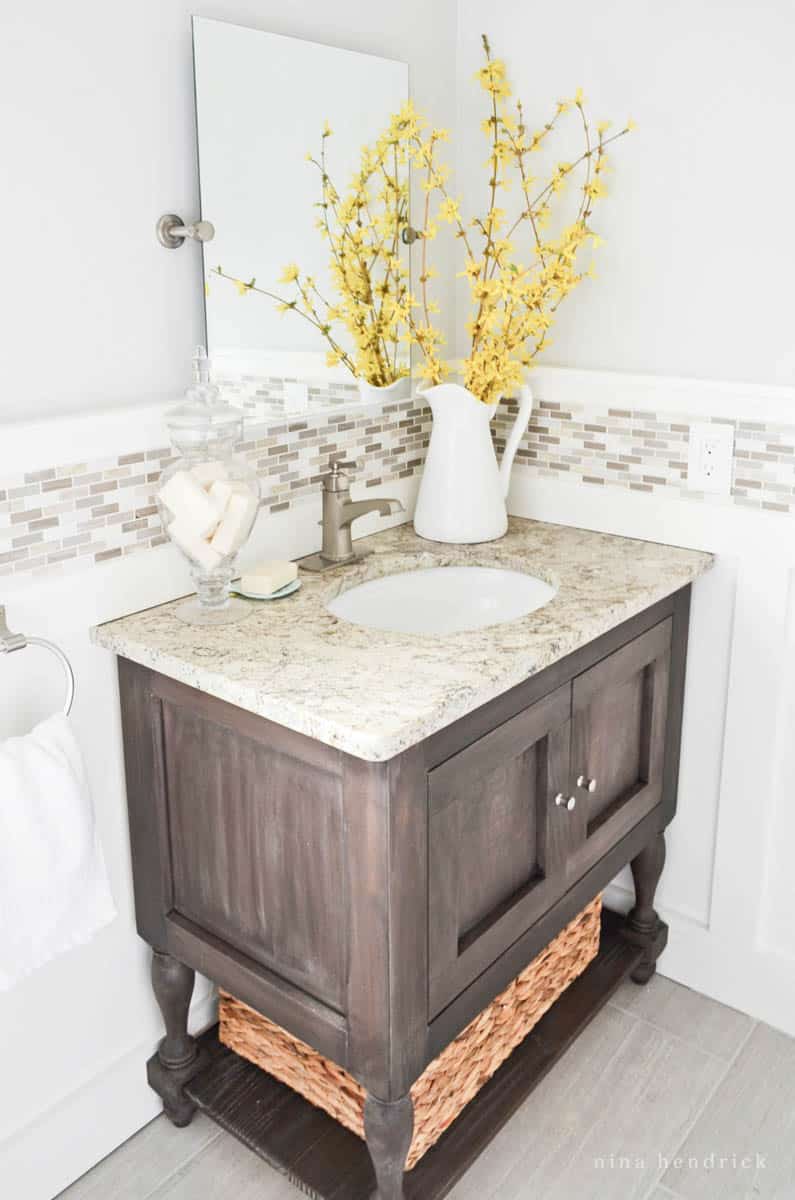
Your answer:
[0,0,457,423]
[455,0,795,386]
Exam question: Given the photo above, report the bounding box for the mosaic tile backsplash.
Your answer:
[494,399,795,515]
[3,384,794,581]
[0,398,429,580]
[215,369,362,417]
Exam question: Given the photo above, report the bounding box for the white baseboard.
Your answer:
[1,991,217,1200]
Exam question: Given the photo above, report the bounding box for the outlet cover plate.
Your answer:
[687,421,734,495]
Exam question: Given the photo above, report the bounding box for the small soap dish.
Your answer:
[232,578,301,602]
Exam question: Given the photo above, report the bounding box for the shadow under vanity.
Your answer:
[94,519,711,1200]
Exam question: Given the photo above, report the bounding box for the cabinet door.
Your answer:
[570,618,672,873]
[428,683,573,1017]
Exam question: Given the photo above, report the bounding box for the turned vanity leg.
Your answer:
[147,950,199,1127]
[625,831,668,984]
[364,1093,414,1200]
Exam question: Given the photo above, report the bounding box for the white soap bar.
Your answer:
[241,560,298,596]
[159,470,221,538]
[210,490,259,557]
[168,517,223,571]
[190,460,228,488]
[208,478,251,510]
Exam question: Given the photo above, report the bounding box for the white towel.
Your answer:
[0,712,116,991]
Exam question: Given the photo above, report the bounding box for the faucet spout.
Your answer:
[340,498,404,526]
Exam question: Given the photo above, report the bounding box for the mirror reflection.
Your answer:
[193,18,410,410]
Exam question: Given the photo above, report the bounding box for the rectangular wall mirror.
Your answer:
[193,18,410,414]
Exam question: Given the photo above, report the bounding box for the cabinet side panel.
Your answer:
[117,658,169,948]
[162,699,347,1013]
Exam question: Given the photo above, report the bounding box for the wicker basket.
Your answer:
[220,894,601,1170]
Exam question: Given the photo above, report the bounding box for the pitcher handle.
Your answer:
[498,384,533,498]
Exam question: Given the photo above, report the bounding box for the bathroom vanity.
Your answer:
[95,519,711,1199]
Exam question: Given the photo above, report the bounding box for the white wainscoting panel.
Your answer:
[509,463,795,1041]
[758,567,795,961]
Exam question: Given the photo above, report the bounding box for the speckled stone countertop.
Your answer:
[93,519,712,761]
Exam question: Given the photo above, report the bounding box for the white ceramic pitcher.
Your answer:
[413,382,533,543]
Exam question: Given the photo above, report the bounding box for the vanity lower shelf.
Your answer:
[184,909,642,1200]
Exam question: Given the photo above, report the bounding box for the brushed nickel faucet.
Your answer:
[300,461,404,572]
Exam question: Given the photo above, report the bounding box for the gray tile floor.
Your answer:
[59,975,794,1200]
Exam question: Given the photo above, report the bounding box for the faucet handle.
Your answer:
[323,460,359,492]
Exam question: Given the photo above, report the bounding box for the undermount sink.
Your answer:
[326,565,557,635]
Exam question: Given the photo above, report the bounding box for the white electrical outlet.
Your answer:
[283,381,310,414]
[687,421,734,495]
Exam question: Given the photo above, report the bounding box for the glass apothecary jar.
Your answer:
[157,350,260,625]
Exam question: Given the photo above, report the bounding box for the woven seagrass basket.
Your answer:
[219,894,601,1170]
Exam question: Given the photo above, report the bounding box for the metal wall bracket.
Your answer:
[400,225,421,245]
[157,214,215,249]
[0,605,26,652]
[0,605,75,715]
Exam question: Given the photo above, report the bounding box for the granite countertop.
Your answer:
[93,519,712,761]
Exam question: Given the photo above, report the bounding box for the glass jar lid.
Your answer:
[165,346,243,447]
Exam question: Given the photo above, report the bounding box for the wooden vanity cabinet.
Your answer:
[118,585,691,1200]
[427,616,672,1018]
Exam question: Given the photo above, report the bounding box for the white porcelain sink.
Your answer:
[326,565,556,635]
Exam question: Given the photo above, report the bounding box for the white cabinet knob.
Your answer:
[554,792,576,812]
[577,775,598,793]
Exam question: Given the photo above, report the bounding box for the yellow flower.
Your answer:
[627,118,637,132]
[234,278,253,296]
[476,59,510,98]
[221,40,629,402]
[438,197,460,223]
[459,258,482,280]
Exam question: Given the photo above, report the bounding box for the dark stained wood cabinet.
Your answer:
[117,586,691,1200]
[428,682,573,1015]
[570,616,672,878]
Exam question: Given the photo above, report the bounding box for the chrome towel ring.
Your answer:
[0,606,75,717]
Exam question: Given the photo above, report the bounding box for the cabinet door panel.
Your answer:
[571,618,671,871]
[428,684,572,1017]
